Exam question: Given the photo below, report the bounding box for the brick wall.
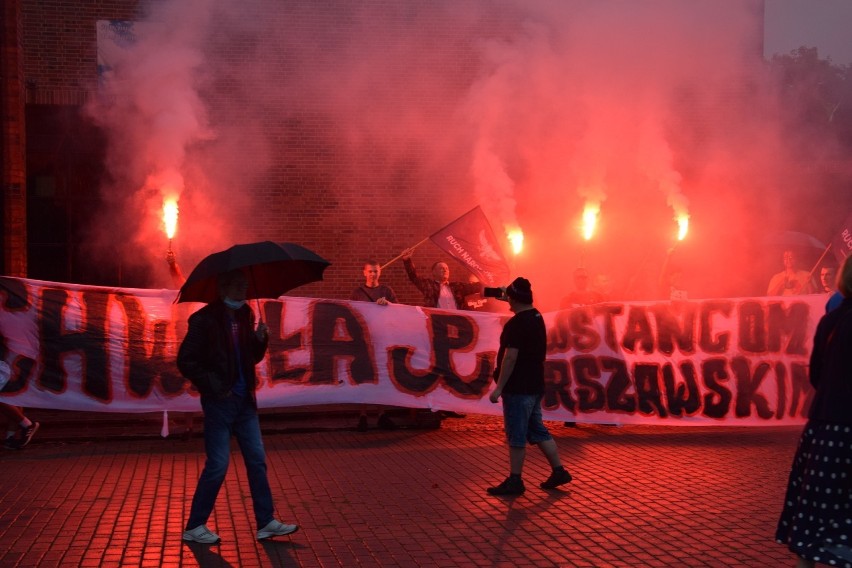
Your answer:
[19,0,488,304]
[22,1,141,102]
[2,0,27,277]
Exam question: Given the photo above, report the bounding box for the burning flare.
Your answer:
[163,198,179,240]
[676,213,689,241]
[582,203,600,241]
[507,228,524,255]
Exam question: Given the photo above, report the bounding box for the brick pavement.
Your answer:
[0,415,801,567]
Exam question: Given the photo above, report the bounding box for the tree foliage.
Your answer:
[769,46,852,147]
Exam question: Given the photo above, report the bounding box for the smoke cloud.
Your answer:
[86,0,844,308]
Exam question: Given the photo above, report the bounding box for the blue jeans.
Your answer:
[185,394,274,530]
[502,393,553,448]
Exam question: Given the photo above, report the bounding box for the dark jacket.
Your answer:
[177,302,268,401]
[807,297,852,424]
[403,257,482,310]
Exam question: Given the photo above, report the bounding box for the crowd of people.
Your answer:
[168,240,850,548]
[167,243,580,543]
[3,242,847,561]
[554,247,836,307]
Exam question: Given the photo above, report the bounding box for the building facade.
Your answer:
[2,0,768,306]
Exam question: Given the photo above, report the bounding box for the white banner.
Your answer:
[0,276,821,426]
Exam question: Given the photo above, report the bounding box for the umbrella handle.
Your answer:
[247,265,264,324]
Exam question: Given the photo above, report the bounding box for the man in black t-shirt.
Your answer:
[350,260,398,305]
[487,277,572,496]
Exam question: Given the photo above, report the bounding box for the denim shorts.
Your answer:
[502,393,553,448]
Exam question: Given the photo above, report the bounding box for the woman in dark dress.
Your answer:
[775,256,852,568]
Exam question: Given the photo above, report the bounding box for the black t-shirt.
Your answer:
[350,284,398,303]
[496,308,547,395]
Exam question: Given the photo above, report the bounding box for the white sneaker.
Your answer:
[257,519,299,540]
[182,524,221,544]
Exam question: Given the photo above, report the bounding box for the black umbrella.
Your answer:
[176,241,331,304]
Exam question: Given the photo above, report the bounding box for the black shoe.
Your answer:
[377,414,398,430]
[540,468,572,489]
[487,476,525,496]
[440,411,466,419]
[18,422,39,448]
[356,415,368,432]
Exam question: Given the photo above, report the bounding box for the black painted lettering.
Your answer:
[738,301,766,353]
[573,355,605,411]
[390,313,493,397]
[766,302,809,355]
[114,294,186,398]
[634,363,668,417]
[569,309,600,352]
[701,358,732,419]
[310,301,376,385]
[774,362,786,419]
[39,289,110,400]
[788,361,813,418]
[543,359,576,413]
[621,306,654,354]
[652,303,696,356]
[730,356,774,419]
[662,361,701,417]
[594,304,623,351]
[603,356,634,413]
[698,300,731,353]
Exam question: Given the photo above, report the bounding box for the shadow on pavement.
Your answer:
[183,541,237,568]
[260,539,304,567]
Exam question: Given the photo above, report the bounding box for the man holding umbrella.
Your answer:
[178,268,298,544]
[767,250,815,296]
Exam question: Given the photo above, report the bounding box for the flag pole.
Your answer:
[381,237,429,270]
[805,243,834,289]
[381,206,488,270]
